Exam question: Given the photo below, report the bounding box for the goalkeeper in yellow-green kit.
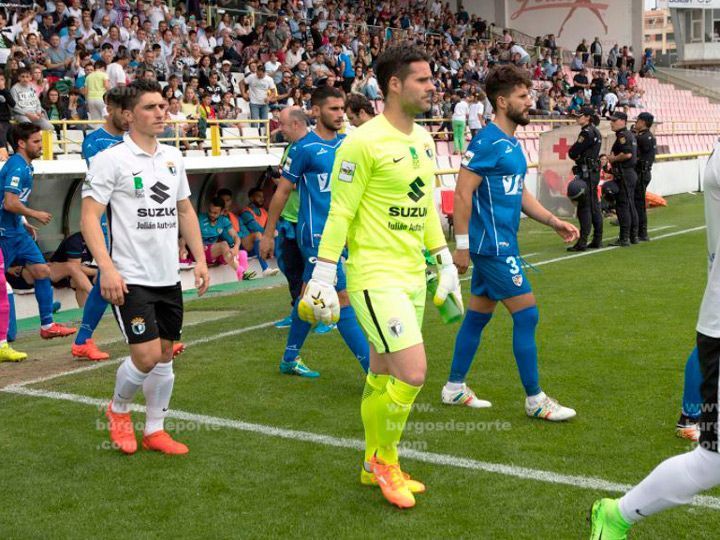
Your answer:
[297,45,463,509]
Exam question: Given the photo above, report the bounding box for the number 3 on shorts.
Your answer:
[505,256,520,275]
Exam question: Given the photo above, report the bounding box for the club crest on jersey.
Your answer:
[512,274,524,287]
[424,143,434,159]
[167,161,177,176]
[388,317,403,337]
[130,317,146,335]
[133,176,144,198]
[338,160,356,183]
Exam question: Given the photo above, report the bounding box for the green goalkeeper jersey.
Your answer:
[318,114,446,291]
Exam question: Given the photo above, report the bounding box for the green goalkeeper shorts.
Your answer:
[349,285,426,354]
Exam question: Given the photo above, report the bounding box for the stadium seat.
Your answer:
[440,189,454,236]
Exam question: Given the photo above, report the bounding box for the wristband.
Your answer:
[311,259,337,286]
[455,234,469,250]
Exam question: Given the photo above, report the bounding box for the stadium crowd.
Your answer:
[0,0,655,151]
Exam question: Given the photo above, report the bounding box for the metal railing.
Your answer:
[43,118,274,160]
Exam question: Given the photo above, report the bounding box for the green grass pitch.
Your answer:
[0,193,717,539]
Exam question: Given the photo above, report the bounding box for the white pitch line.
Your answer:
[3,384,720,511]
[6,320,277,389]
[460,225,707,281]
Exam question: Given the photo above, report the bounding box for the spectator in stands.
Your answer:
[570,52,584,72]
[241,64,275,135]
[451,90,469,154]
[468,92,484,137]
[11,68,52,131]
[241,187,279,278]
[345,93,375,128]
[577,38,590,64]
[0,74,14,156]
[603,87,618,118]
[591,37,603,68]
[45,34,73,83]
[107,50,129,88]
[363,66,381,100]
[181,86,199,118]
[30,65,47,97]
[85,60,110,121]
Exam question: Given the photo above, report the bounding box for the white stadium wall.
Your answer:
[464,0,645,58]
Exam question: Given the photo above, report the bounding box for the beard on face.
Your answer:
[507,102,530,126]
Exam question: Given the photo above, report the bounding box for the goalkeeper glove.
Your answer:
[298,260,340,324]
[433,247,464,314]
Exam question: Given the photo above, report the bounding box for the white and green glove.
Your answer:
[298,260,340,324]
[433,247,464,314]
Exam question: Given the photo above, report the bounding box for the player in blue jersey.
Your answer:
[260,86,369,377]
[442,65,579,421]
[193,196,246,279]
[71,88,126,361]
[0,123,77,339]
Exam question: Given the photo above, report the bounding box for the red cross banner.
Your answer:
[537,123,613,216]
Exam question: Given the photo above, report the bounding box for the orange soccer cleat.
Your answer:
[106,403,137,454]
[40,322,77,339]
[72,339,110,361]
[369,455,416,509]
[142,430,189,455]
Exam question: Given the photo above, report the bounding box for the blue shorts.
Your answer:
[0,233,46,267]
[470,254,532,301]
[299,243,347,292]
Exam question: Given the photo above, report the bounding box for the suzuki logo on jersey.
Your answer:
[502,174,523,196]
[317,173,330,192]
[407,177,425,202]
[149,181,171,204]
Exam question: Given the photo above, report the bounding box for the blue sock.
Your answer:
[511,306,541,396]
[337,305,369,372]
[449,309,493,383]
[75,279,108,345]
[7,289,16,342]
[682,346,702,420]
[34,278,54,326]
[254,239,269,271]
[282,303,312,363]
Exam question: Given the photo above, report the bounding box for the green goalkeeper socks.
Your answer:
[373,376,423,465]
[361,371,390,463]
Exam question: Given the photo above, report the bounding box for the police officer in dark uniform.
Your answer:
[567,106,603,251]
[634,112,656,242]
[607,111,638,246]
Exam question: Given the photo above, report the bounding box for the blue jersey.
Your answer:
[199,213,234,246]
[282,130,345,248]
[82,127,123,244]
[82,127,123,164]
[0,154,34,238]
[461,122,527,256]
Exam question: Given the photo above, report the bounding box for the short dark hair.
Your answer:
[9,122,41,151]
[310,85,343,107]
[124,79,162,110]
[484,64,531,110]
[209,196,225,209]
[376,44,430,96]
[94,59,106,69]
[345,94,374,117]
[104,86,125,107]
[16,67,31,78]
[248,187,263,197]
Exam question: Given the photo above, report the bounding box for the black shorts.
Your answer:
[112,283,183,345]
[698,332,720,452]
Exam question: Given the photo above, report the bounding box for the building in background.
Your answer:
[644,8,676,58]
[664,0,720,67]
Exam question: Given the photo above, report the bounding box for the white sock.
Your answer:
[619,446,720,523]
[445,382,465,392]
[0,339,7,346]
[526,391,546,407]
[112,358,149,413]
[142,361,175,435]
[41,323,53,330]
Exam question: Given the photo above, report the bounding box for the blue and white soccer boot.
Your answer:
[525,392,576,421]
[441,383,492,408]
